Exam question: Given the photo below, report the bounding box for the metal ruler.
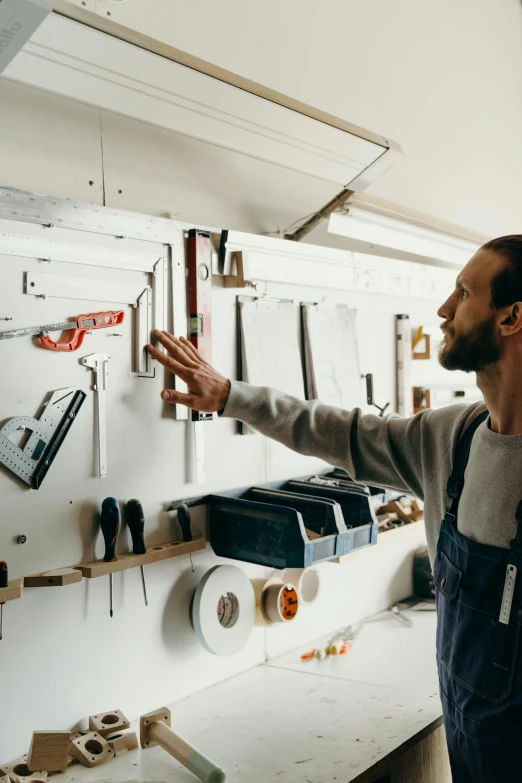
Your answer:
[499,564,517,625]
[81,353,110,478]
[0,387,86,489]
[0,189,180,244]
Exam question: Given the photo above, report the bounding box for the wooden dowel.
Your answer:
[148,721,226,783]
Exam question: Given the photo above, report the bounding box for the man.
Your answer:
[148,235,522,783]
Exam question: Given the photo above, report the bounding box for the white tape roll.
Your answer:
[192,565,256,656]
[252,577,299,626]
[283,568,321,605]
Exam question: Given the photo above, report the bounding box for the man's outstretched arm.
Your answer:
[148,330,474,500]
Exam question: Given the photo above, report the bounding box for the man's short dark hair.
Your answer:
[482,235,522,309]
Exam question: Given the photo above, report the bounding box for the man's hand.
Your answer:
[147,331,231,412]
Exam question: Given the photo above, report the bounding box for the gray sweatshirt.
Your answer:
[222,381,522,565]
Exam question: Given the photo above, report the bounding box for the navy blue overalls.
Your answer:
[435,410,522,781]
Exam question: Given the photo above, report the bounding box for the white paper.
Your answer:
[303,304,362,409]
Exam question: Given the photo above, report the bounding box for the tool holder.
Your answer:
[0,578,23,604]
[74,537,206,578]
[169,470,398,569]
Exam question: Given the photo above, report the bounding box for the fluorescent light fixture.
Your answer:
[0,0,50,75]
[328,207,481,269]
[3,9,401,189]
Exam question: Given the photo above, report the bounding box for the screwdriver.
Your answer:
[177,505,194,572]
[125,499,148,607]
[100,497,120,618]
[0,561,7,641]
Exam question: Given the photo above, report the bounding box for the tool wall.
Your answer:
[0,82,445,760]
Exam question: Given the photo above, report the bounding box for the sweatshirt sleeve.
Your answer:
[221,380,480,500]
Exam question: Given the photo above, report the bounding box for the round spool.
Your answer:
[264,582,299,624]
[252,577,299,625]
[283,568,321,605]
[192,565,256,656]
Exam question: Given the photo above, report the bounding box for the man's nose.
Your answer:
[438,293,454,321]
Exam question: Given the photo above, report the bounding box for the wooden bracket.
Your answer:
[223,251,256,289]
[76,536,206,578]
[0,578,23,604]
[24,569,82,588]
[140,707,171,749]
[69,732,114,768]
[89,710,130,737]
[107,732,138,756]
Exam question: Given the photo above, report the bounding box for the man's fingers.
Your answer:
[160,389,194,406]
[147,344,191,380]
[154,331,198,367]
[178,335,204,361]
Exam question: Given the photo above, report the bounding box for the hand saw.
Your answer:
[0,388,86,489]
[0,310,125,351]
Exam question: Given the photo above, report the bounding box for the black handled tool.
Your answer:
[177,504,193,543]
[177,505,195,572]
[126,499,148,607]
[100,497,119,618]
[0,561,8,641]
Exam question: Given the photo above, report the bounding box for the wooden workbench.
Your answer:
[62,607,448,782]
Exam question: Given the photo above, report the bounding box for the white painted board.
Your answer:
[239,297,304,397]
[302,303,362,408]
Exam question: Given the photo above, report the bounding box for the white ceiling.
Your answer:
[70,0,522,240]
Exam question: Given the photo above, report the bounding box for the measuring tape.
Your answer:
[499,564,517,625]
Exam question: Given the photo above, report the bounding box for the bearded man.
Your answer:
[148,235,522,783]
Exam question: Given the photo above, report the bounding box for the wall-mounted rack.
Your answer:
[167,471,403,569]
[0,578,23,604]
[75,537,206,579]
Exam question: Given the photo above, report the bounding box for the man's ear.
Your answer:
[499,302,522,335]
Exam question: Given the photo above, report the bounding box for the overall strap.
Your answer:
[445,410,489,524]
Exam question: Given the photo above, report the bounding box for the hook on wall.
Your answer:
[361,373,390,417]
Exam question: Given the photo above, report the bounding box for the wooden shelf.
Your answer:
[75,536,206,579]
[24,568,83,588]
[0,578,23,604]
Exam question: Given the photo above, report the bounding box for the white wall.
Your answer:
[0,76,450,759]
[64,0,522,239]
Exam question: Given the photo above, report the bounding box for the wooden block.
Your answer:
[24,569,82,588]
[0,775,10,783]
[107,732,139,756]
[27,731,70,773]
[89,710,130,737]
[88,710,130,737]
[69,732,114,768]
[140,707,171,749]
[0,578,23,604]
[76,537,206,578]
[0,757,47,783]
[304,527,323,541]
[381,501,413,525]
[66,733,87,768]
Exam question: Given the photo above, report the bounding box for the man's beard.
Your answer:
[438,315,501,373]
